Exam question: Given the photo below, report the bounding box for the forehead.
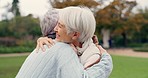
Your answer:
[58,20,64,24]
[58,20,65,27]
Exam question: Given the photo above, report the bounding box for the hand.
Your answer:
[96,45,107,55]
[84,45,106,69]
[36,37,55,52]
[92,35,99,45]
[92,35,106,54]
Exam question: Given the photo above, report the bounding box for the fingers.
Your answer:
[47,38,55,46]
[35,43,39,53]
[36,38,43,52]
[36,37,45,52]
[44,40,52,47]
[97,45,107,55]
[39,41,46,52]
[92,35,106,54]
[36,37,55,52]
[43,37,55,48]
[92,35,99,45]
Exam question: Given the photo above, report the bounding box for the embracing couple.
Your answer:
[16,6,113,78]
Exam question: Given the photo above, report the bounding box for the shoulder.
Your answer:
[51,42,75,55]
[49,42,70,48]
[54,42,72,51]
[57,42,74,56]
[43,42,71,51]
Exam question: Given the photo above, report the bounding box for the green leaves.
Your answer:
[0,15,41,39]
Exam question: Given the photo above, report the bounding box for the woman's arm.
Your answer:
[36,37,55,51]
[85,45,113,78]
[85,52,113,78]
[36,35,99,51]
[84,54,101,69]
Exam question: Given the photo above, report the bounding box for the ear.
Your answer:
[71,32,80,40]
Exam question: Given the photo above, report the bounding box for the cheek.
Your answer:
[62,29,68,35]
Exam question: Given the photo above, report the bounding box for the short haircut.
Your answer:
[59,6,96,43]
[40,9,59,36]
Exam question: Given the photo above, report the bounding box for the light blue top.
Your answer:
[16,42,113,78]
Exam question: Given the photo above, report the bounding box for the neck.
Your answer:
[72,40,82,48]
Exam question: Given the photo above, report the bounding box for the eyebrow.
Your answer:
[58,22,65,27]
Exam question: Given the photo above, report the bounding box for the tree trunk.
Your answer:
[102,29,110,48]
[122,32,127,47]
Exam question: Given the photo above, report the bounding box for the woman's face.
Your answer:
[54,20,73,43]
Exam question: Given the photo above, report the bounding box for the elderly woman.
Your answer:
[38,8,102,69]
[16,6,113,78]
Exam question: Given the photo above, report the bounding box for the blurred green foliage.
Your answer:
[0,39,36,53]
[0,15,41,38]
[0,15,41,53]
[0,15,41,50]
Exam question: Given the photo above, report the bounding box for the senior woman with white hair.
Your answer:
[16,6,113,78]
[37,8,102,69]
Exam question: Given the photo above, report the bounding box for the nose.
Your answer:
[54,24,58,32]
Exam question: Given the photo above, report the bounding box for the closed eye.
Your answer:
[58,22,64,28]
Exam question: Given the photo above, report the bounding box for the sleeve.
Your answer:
[84,52,113,78]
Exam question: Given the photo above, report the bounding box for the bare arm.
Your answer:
[36,37,55,51]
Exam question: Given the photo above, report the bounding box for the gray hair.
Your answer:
[40,9,59,36]
[59,6,96,43]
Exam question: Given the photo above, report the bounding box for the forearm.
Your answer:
[84,52,113,78]
[84,54,101,69]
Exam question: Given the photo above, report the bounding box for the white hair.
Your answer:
[59,6,96,43]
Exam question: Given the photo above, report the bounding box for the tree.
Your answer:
[95,0,138,47]
[0,15,41,39]
[133,8,148,43]
[49,0,99,8]
[48,0,111,47]
[48,0,145,47]
[11,0,20,16]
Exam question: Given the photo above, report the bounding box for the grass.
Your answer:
[0,46,34,53]
[0,56,27,78]
[0,55,148,78]
[110,55,148,78]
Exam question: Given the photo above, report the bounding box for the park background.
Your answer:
[0,0,148,78]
